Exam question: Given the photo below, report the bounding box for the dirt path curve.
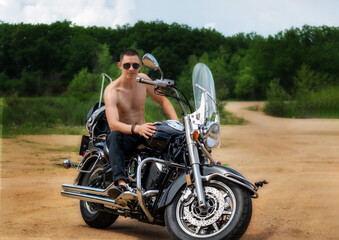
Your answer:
[219,102,339,240]
[1,101,339,239]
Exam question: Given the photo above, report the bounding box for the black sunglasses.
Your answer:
[122,63,140,70]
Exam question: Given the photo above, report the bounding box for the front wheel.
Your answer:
[80,158,118,229]
[165,179,252,240]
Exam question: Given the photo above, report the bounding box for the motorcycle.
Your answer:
[61,53,267,240]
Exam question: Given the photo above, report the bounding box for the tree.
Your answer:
[234,67,257,99]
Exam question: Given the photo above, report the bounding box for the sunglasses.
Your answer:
[122,63,140,70]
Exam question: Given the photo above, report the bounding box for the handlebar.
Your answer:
[136,77,175,88]
[136,77,189,115]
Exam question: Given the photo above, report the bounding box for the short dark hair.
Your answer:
[120,49,140,61]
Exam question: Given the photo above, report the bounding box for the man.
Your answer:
[104,49,178,198]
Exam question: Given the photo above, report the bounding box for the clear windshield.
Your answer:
[192,63,219,125]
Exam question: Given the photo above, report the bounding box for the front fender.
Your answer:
[157,164,258,209]
[201,165,259,197]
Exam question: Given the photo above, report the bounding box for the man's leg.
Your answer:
[107,131,127,186]
[106,131,143,197]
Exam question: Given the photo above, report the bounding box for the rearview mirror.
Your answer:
[142,53,160,70]
[142,53,163,79]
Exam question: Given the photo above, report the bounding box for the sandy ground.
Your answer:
[1,101,339,239]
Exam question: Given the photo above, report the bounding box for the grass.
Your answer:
[264,82,339,119]
[0,98,3,138]
[247,105,260,111]
[44,145,79,153]
[2,95,246,137]
[3,125,87,138]
[2,95,93,137]
[220,110,247,125]
[306,109,339,118]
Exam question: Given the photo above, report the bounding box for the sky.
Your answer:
[0,0,338,37]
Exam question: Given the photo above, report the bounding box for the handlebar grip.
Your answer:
[136,77,155,85]
[136,77,174,87]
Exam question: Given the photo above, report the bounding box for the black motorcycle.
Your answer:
[61,54,266,240]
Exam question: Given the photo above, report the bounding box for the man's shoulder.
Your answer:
[138,73,150,79]
[105,78,120,91]
[104,80,120,101]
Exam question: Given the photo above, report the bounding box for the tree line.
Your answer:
[1,20,338,100]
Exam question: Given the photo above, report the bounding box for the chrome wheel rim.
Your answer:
[176,180,236,238]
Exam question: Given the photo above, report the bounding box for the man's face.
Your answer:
[119,55,141,80]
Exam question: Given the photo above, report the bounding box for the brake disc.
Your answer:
[182,186,226,227]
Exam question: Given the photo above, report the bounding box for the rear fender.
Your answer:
[157,165,258,209]
[74,147,109,185]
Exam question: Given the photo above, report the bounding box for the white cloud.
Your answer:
[0,0,135,28]
[1,0,338,36]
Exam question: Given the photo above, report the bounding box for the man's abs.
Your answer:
[118,107,145,125]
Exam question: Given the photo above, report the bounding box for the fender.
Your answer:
[157,164,258,209]
[74,147,109,185]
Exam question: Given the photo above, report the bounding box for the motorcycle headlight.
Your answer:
[204,122,220,150]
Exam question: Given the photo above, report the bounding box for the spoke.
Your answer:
[213,223,219,231]
[195,226,201,234]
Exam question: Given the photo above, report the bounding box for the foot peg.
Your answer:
[255,180,268,188]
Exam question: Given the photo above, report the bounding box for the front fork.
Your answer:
[183,115,206,208]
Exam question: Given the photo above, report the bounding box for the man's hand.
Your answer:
[135,123,156,139]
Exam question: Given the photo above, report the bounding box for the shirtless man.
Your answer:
[104,49,178,198]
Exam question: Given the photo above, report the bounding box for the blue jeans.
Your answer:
[106,131,144,185]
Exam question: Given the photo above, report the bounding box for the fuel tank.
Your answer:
[146,120,184,151]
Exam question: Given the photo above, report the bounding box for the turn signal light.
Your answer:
[192,130,199,141]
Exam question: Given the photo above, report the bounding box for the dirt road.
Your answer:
[1,102,338,239]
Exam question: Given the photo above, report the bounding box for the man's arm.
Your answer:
[146,84,179,121]
[104,87,133,134]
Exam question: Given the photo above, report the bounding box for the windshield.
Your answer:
[192,63,219,125]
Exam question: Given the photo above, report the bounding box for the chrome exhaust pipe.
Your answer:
[61,190,130,209]
[61,184,159,210]
[62,183,113,196]
[62,184,159,198]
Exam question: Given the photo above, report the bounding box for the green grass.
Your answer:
[303,109,339,118]
[247,105,260,111]
[2,95,246,137]
[3,125,87,138]
[220,110,247,125]
[2,95,94,137]
[0,98,3,138]
[264,84,339,119]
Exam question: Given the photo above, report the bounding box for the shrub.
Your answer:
[264,79,295,117]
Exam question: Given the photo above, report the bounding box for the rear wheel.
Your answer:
[80,159,118,229]
[165,179,252,240]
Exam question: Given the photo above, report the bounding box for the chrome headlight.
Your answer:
[204,122,220,150]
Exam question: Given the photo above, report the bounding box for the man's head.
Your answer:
[119,49,140,62]
[118,49,141,80]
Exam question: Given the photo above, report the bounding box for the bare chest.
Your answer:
[116,86,146,113]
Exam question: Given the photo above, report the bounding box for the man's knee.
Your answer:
[107,131,124,146]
